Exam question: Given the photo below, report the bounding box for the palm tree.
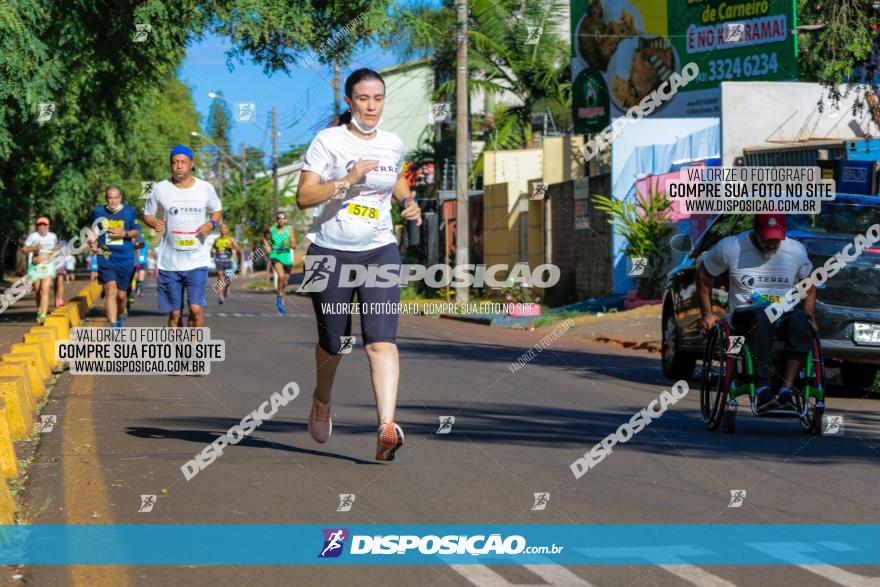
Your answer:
[387,0,571,176]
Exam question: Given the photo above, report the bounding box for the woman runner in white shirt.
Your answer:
[297,68,422,461]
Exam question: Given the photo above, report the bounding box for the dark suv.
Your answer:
[661,194,880,390]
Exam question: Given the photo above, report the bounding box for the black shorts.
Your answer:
[215,258,233,273]
[306,242,401,354]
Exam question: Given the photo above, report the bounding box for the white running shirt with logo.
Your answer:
[701,231,812,312]
[302,125,404,252]
[143,178,222,271]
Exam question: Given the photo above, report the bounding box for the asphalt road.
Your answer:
[20,279,880,586]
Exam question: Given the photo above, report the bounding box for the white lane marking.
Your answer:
[658,565,737,586]
[233,313,244,317]
[797,566,880,586]
[527,564,595,585]
[217,313,228,317]
[448,563,594,586]
[575,546,736,586]
[748,541,880,586]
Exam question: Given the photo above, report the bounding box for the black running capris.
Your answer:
[305,242,401,354]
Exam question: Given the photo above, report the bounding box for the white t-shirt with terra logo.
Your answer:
[143,177,222,271]
[701,231,812,312]
[302,125,404,251]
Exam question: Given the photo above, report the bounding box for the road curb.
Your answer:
[591,336,661,353]
[0,280,101,524]
[1,354,46,398]
[24,330,57,370]
[10,343,50,382]
[438,313,538,329]
[0,376,33,439]
[0,400,17,478]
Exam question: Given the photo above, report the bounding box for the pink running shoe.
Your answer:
[375,422,404,461]
[308,398,332,443]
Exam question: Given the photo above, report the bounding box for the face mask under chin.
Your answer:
[350,112,381,134]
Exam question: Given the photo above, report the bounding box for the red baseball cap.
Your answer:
[755,214,786,240]
[36,216,50,226]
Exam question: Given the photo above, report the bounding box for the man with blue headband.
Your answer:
[143,144,222,328]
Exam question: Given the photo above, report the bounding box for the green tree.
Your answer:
[206,91,233,155]
[797,1,878,108]
[387,0,570,179]
[593,181,674,298]
[278,144,309,167]
[0,0,397,274]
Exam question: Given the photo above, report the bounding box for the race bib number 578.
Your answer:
[346,203,378,221]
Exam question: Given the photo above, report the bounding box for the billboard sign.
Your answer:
[571,0,798,132]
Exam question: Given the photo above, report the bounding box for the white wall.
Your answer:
[721,81,875,165]
[380,61,434,156]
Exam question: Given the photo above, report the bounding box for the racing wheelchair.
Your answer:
[700,316,826,435]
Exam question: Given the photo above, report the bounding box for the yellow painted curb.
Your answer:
[30,324,58,342]
[0,377,33,439]
[0,480,15,524]
[7,350,49,383]
[0,355,46,399]
[54,303,81,327]
[0,363,38,403]
[85,282,99,304]
[74,294,90,317]
[0,400,18,478]
[10,343,50,382]
[44,314,70,342]
[24,331,56,370]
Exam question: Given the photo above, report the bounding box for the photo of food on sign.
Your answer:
[577,0,679,112]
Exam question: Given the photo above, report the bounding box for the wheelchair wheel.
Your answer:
[800,336,826,436]
[724,406,736,433]
[701,324,729,431]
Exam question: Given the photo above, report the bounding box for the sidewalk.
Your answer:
[557,303,662,352]
[0,274,95,356]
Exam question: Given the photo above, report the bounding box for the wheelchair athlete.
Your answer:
[698,214,817,413]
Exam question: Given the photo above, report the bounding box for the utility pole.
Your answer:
[272,107,279,215]
[455,0,469,304]
[218,159,224,200]
[240,142,247,195]
[333,61,341,117]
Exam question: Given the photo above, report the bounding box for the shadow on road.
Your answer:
[125,424,379,465]
[326,397,880,466]
[397,334,666,387]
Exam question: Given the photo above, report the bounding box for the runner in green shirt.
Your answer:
[263,212,295,316]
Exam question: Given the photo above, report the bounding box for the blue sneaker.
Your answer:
[755,386,778,413]
[110,321,122,329]
[778,387,796,410]
[276,295,286,316]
